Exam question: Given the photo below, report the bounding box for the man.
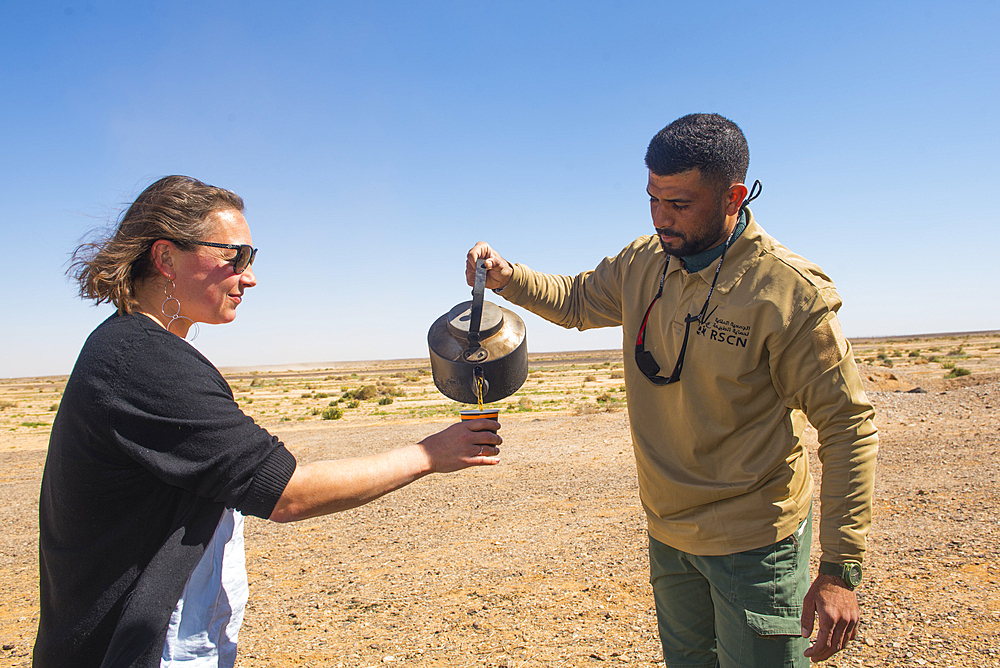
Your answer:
[466,113,877,666]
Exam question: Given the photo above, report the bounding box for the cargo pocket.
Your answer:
[745,609,802,638]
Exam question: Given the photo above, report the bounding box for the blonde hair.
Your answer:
[69,175,245,314]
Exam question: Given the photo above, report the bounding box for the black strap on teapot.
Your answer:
[467,258,487,348]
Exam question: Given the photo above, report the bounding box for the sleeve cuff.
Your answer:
[237,444,297,519]
[499,263,529,302]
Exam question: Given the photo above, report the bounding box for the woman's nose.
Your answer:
[240,265,257,287]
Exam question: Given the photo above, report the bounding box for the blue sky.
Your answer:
[2,0,997,378]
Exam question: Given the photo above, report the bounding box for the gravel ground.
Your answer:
[1,345,998,667]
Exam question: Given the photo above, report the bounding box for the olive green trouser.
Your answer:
[649,513,811,668]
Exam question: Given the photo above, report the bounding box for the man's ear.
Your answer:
[149,240,176,280]
[724,183,749,216]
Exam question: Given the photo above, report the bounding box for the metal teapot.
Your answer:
[427,259,527,404]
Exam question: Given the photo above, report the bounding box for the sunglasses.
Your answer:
[635,181,762,385]
[174,240,258,274]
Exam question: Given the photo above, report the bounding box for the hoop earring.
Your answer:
[162,279,200,341]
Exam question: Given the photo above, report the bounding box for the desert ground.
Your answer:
[1,331,998,667]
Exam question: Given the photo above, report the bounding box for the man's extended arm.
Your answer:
[466,241,627,331]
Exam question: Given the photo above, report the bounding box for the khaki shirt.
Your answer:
[501,212,878,562]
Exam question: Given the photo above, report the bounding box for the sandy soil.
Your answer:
[1,333,998,667]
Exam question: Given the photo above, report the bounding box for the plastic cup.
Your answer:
[460,408,500,433]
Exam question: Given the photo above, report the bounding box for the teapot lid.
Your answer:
[445,301,504,340]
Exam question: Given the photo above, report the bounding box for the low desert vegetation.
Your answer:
[2,336,995,433]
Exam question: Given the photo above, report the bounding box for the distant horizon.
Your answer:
[6,328,996,381]
[214,327,1000,374]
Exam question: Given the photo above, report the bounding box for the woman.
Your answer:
[34,176,501,668]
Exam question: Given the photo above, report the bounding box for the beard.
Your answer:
[655,198,730,258]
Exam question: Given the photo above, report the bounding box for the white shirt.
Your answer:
[161,509,248,667]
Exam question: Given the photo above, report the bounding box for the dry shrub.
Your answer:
[354,385,378,401]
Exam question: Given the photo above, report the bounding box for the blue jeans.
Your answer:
[649,513,811,668]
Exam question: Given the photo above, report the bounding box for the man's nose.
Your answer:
[652,204,671,228]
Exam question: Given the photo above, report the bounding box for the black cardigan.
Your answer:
[34,313,296,668]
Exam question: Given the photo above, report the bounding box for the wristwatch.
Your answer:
[819,561,863,590]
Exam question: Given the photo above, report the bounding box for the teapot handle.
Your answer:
[468,258,487,345]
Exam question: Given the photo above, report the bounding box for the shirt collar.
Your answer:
[679,210,748,273]
[664,208,762,293]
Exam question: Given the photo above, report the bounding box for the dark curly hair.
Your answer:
[644,114,749,191]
